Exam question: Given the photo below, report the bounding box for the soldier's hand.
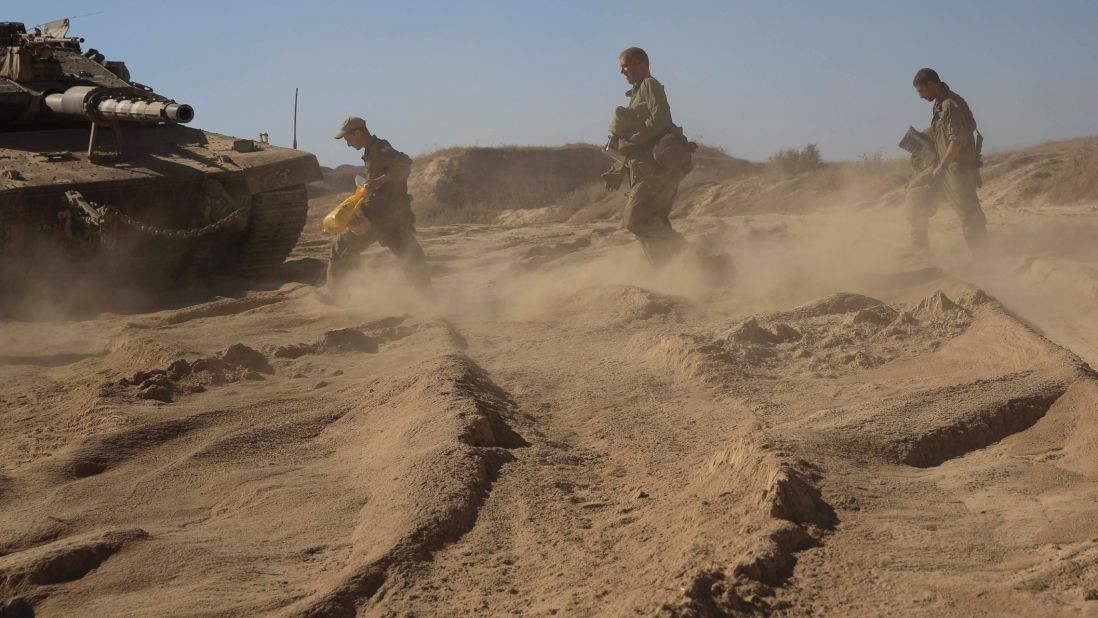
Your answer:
[363,175,389,192]
[601,170,624,192]
[907,168,935,191]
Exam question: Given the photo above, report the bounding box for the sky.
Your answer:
[14,1,1098,166]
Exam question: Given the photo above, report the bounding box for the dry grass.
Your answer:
[979,136,1098,208]
[767,144,823,175]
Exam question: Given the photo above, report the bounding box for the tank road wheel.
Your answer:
[237,184,309,281]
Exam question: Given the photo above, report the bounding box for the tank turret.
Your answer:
[1,21,193,125]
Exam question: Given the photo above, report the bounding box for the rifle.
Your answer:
[602,135,626,163]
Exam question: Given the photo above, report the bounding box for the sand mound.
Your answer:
[318,328,378,353]
[100,343,275,403]
[411,146,608,224]
[286,354,525,617]
[699,440,832,527]
[980,137,1098,208]
[1006,379,1098,477]
[653,439,834,615]
[0,528,149,595]
[642,290,984,384]
[784,292,883,319]
[518,284,689,327]
[307,164,362,198]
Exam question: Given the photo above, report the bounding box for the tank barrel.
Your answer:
[95,98,194,124]
[45,86,194,124]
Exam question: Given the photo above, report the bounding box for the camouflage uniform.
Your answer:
[327,137,431,291]
[905,84,987,251]
[607,76,687,267]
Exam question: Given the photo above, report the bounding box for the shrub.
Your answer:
[767,144,822,175]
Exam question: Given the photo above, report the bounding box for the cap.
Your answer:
[334,116,368,139]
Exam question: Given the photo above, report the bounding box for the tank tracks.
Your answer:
[237,184,309,280]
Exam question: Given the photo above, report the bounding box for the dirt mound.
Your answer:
[517,284,689,328]
[412,145,609,224]
[0,528,149,594]
[980,137,1098,209]
[778,291,884,320]
[307,164,362,198]
[285,354,526,617]
[642,290,983,384]
[105,343,274,403]
[660,439,834,615]
[272,317,457,360]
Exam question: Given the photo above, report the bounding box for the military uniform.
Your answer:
[905,84,987,251]
[327,137,431,291]
[606,76,687,267]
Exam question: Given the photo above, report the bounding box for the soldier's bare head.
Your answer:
[913,68,944,102]
[619,47,650,85]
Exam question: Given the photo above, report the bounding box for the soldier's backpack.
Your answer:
[653,125,696,173]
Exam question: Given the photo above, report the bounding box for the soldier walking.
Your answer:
[602,47,692,268]
[904,68,987,254]
[327,116,431,293]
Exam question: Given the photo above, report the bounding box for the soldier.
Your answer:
[602,47,691,268]
[905,68,987,254]
[327,116,431,293]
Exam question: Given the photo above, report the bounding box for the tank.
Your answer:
[0,20,322,296]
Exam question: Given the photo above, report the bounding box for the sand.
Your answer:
[2,138,1098,617]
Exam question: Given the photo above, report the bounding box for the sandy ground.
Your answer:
[3,159,1098,617]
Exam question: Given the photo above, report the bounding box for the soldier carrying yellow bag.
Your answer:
[326,116,431,294]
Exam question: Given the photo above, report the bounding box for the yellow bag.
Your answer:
[322,183,372,235]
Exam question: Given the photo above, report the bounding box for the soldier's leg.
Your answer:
[942,167,987,252]
[903,184,939,250]
[326,226,378,285]
[623,171,687,268]
[379,224,432,294]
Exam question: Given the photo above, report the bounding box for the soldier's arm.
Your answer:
[628,80,673,145]
[935,102,972,172]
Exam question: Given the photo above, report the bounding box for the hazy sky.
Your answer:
[16,1,1098,166]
